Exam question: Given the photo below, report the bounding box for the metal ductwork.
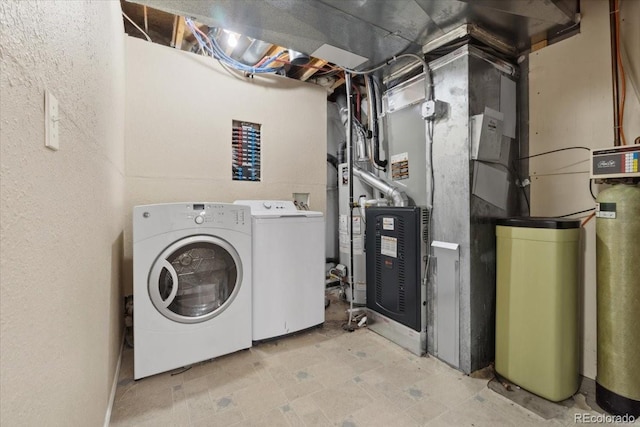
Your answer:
[337,94,408,207]
[353,166,408,207]
[129,0,580,65]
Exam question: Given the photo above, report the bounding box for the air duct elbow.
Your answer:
[353,166,408,207]
[389,188,408,207]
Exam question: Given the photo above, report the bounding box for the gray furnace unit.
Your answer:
[365,206,427,356]
[382,44,519,373]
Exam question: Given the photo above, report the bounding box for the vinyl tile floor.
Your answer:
[110,295,615,427]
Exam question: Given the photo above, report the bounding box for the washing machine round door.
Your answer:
[148,235,242,324]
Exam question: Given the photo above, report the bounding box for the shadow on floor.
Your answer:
[487,373,606,420]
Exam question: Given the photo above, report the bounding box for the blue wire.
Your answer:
[186,18,284,74]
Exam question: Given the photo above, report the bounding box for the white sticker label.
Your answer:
[339,232,349,253]
[596,202,617,219]
[381,235,398,258]
[352,217,362,234]
[339,232,364,254]
[596,211,616,219]
[383,217,395,230]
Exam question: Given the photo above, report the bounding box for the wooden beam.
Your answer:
[331,76,345,90]
[531,39,548,52]
[174,16,185,49]
[143,5,148,33]
[270,52,290,68]
[298,58,329,82]
[255,46,286,67]
[262,45,286,59]
[170,15,178,47]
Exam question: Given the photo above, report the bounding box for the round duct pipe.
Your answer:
[288,49,310,65]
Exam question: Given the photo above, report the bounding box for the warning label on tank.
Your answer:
[391,152,409,180]
[381,235,398,258]
[596,202,616,219]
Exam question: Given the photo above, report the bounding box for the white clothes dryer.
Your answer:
[133,202,252,379]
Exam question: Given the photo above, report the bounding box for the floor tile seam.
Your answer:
[291,387,335,424]
[401,393,446,418]
[441,391,520,426]
[354,378,398,407]
[171,382,193,427]
[232,397,289,425]
[480,387,550,423]
[402,401,439,426]
[115,384,137,403]
[288,405,317,427]
[184,387,215,424]
[113,385,173,412]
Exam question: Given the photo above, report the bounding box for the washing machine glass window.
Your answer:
[148,235,242,324]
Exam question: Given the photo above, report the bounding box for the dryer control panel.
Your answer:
[185,203,247,226]
[133,202,250,242]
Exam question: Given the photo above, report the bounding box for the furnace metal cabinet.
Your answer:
[382,44,519,373]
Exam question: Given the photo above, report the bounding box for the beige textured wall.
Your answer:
[124,37,327,295]
[529,0,639,380]
[0,1,125,426]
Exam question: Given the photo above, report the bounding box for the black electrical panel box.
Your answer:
[365,206,423,332]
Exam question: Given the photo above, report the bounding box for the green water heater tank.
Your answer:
[596,183,640,417]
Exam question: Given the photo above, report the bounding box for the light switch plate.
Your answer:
[45,90,59,151]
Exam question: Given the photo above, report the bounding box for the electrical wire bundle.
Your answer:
[185,17,285,74]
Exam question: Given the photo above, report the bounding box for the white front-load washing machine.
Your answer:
[133,202,252,379]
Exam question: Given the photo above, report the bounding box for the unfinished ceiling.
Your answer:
[121,0,579,88]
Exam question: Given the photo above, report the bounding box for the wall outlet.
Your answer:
[45,90,59,151]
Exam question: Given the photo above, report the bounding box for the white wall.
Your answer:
[529,0,640,380]
[124,37,327,295]
[0,1,125,426]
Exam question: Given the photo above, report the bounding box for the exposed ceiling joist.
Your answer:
[298,59,329,82]
[172,16,185,49]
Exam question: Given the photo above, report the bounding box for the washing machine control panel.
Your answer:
[235,200,298,213]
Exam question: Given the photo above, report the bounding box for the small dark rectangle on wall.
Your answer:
[232,120,261,181]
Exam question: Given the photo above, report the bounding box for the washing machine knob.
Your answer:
[263,202,272,209]
[194,215,204,224]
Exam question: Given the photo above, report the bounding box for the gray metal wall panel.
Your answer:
[468,54,508,372]
[423,46,518,374]
[432,242,461,367]
[385,102,428,207]
[428,52,472,372]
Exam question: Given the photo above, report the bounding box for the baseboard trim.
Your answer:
[103,329,125,427]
